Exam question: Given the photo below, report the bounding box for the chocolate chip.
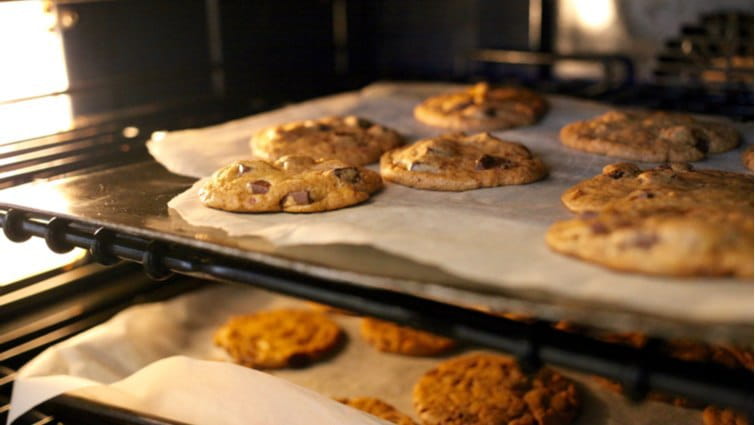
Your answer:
[694,134,709,153]
[317,124,332,131]
[578,211,598,219]
[483,107,497,117]
[590,222,610,234]
[248,180,271,194]
[607,169,625,179]
[633,191,655,199]
[356,118,372,128]
[633,233,659,249]
[283,190,311,206]
[237,163,253,175]
[475,154,513,170]
[333,167,360,183]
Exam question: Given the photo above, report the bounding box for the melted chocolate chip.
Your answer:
[333,167,360,183]
[633,233,659,249]
[634,191,655,200]
[237,163,253,175]
[248,180,271,194]
[283,190,311,206]
[317,124,332,131]
[607,169,625,179]
[356,118,372,128]
[483,107,497,117]
[590,222,610,234]
[694,134,709,153]
[475,154,514,170]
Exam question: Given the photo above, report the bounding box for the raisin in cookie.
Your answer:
[380,132,547,191]
[413,353,580,425]
[414,82,547,131]
[561,162,753,213]
[250,116,402,166]
[560,110,740,162]
[337,397,418,425]
[199,156,382,213]
[214,309,341,369]
[360,318,456,356]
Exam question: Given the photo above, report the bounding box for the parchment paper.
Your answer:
[10,284,703,425]
[148,82,754,324]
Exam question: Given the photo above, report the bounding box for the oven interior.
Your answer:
[0,1,752,424]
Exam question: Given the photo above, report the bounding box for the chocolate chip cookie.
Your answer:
[560,110,740,162]
[703,406,749,425]
[743,147,753,171]
[550,163,754,277]
[414,83,548,131]
[250,116,403,166]
[214,309,342,369]
[199,156,382,213]
[413,353,580,425]
[360,318,456,356]
[337,397,418,425]
[380,132,547,191]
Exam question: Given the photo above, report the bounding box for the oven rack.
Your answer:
[1,208,752,417]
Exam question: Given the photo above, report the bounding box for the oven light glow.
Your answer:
[0,237,86,287]
[0,0,73,143]
[572,0,616,31]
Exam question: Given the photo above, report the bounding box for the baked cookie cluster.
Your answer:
[547,163,754,277]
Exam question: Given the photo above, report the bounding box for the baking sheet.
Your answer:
[10,284,704,425]
[148,82,754,325]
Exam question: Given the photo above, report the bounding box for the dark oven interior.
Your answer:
[0,1,752,424]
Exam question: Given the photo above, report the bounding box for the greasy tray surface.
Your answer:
[0,83,752,344]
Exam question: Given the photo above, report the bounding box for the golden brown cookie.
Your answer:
[380,132,547,191]
[360,318,455,356]
[250,116,403,166]
[546,206,753,278]
[560,110,740,162]
[703,406,749,425]
[214,309,342,369]
[414,83,547,131]
[337,397,418,425]
[550,163,754,278]
[561,162,753,213]
[199,156,382,213]
[413,353,580,425]
[743,147,753,171]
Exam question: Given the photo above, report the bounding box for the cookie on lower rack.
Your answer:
[199,156,382,213]
[743,147,753,171]
[559,110,740,162]
[413,353,580,425]
[360,318,456,356]
[703,406,749,425]
[337,397,418,425]
[250,116,403,166]
[214,309,342,369]
[414,82,548,131]
[380,132,547,191]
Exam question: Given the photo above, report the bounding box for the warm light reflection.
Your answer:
[571,0,616,31]
[0,0,73,143]
[0,236,86,286]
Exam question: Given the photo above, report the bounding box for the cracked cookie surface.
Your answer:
[214,309,342,369]
[560,110,740,162]
[548,163,753,278]
[360,318,456,356]
[199,156,382,213]
[414,83,547,131]
[380,132,547,191]
[337,397,418,425]
[413,353,580,425]
[250,116,403,166]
